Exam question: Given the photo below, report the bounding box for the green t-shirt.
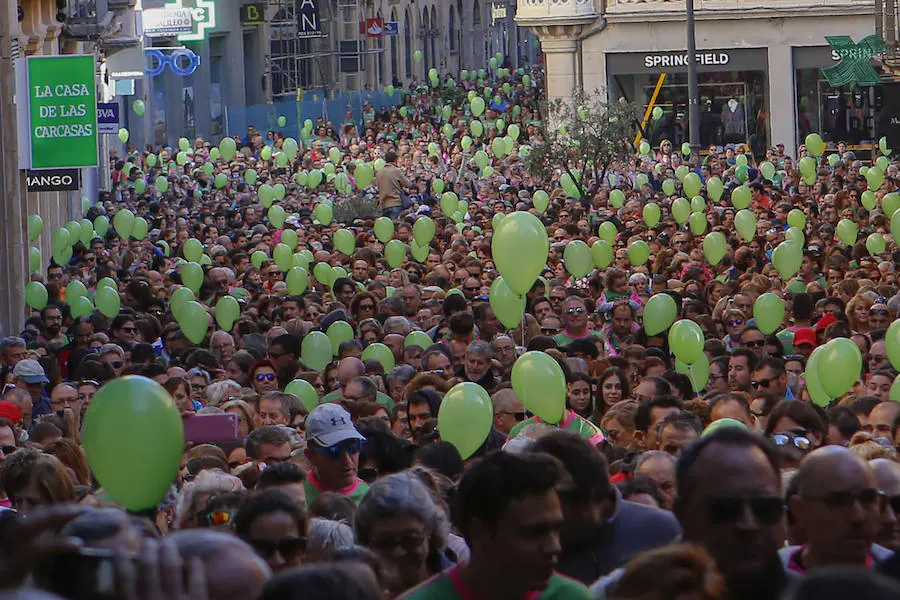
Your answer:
[552,330,601,347]
[303,471,369,507]
[508,411,606,446]
[400,565,592,600]
[321,389,395,412]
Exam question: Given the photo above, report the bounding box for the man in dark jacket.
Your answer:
[529,431,681,584]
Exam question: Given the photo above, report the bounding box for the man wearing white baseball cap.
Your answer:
[302,403,368,507]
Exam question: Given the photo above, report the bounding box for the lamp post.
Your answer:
[686,0,700,153]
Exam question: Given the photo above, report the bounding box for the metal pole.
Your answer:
[685,0,700,152]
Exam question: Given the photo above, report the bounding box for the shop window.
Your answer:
[795,68,880,145]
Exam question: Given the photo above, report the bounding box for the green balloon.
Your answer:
[672,197,691,224]
[94,215,109,237]
[707,177,724,202]
[28,214,43,242]
[643,293,678,336]
[327,321,355,356]
[628,240,650,266]
[313,262,334,287]
[179,301,208,344]
[683,172,702,198]
[798,156,816,178]
[471,120,484,138]
[214,173,228,189]
[83,376,183,510]
[597,221,617,244]
[803,346,832,407]
[488,277,525,329]
[772,240,802,280]
[753,293,785,335]
[285,379,319,411]
[52,227,70,250]
[361,342,395,372]
[413,216,436,246]
[438,382,493,460]
[735,209,757,242]
[735,165,749,183]
[689,212,708,236]
[817,338,862,398]
[836,218,858,246]
[25,281,48,310]
[181,262,204,293]
[96,277,117,292]
[258,184,276,207]
[79,219,94,246]
[609,189,626,209]
[760,161,776,180]
[70,296,93,318]
[675,165,689,181]
[251,251,268,270]
[374,218,395,243]
[867,166,885,191]
[591,240,613,269]
[170,287,195,321]
[787,209,806,230]
[66,280,87,303]
[511,352,566,424]
[642,203,661,228]
[492,212,548,295]
[29,246,41,273]
[867,233,886,256]
[273,243,293,272]
[215,296,240,331]
[281,229,298,251]
[563,240,593,279]
[286,267,309,295]
[219,137,237,161]
[883,192,900,217]
[887,320,900,370]
[315,202,333,225]
[385,240,407,269]
[405,331,433,349]
[131,217,148,241]
[731,186,752,210]
[532,190,550,213]
[356,164,375,190]
[702,231,727,265]
[669,319,704,364]
[662,179,677,196]
[331,229,353,255]
[95,286,120,318]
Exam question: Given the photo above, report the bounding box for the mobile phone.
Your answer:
[35,547,119,600]
[183,413,239,444]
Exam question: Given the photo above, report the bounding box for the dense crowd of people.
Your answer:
[4,63,900,599]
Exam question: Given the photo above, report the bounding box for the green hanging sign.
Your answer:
[823,35,886,87]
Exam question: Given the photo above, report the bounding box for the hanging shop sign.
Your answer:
[607,48,767,75]
[163,0,216,41]
[21,55,98,170]
[145,48,201,77]
[26,168,81,192]
[823,35,886,87]
[142,7,193,37]
[240,3,265,25]
[97,102,120,134]
[297,0,326,39]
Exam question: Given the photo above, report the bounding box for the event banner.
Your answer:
[23,55,98,170]
[297,0,326,39]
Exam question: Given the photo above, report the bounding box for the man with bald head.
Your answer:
[868,401,900,442]
[320,357,365,403]
[872,458,900,550]
[492,388,526,435]
[169,529,270,600]
[785,446,888,572]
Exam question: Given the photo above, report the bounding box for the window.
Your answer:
[449,6,456,52]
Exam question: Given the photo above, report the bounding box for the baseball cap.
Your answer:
[306,404,366,448]
[0,401,23,424]
[793,328,817,348]
[13,359,48,385]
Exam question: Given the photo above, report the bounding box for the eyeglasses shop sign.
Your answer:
[22,55,98,170]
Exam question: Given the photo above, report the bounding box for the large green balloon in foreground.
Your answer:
[83,376,184,511]
[492,212,548,295]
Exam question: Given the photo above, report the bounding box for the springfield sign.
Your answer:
[25,55,98,169]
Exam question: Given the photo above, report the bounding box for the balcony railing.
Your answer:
[515,0,600,23]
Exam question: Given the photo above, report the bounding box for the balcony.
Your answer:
[515,0,601,26]
[604,0,872,18]
[878,0,900,72]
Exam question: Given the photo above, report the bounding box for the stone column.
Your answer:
[537,33,580,98]
[767,44,797,155]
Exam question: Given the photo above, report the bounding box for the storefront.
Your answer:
[793,46,881,145]
[607,48,770,155]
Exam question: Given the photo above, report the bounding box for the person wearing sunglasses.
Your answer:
[739,326,767,359]
[553,297,598,347]
[235,487,309,573]
[751,357,793,401]
[302,404,369,507]
[764,400,825,469]
[872,458,900,551]
[784,446,889,573]
[250,359,279,395]
[110,315,138,347]
[492,388,527,435]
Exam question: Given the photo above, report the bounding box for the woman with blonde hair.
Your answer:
[221,399,258,438]
[846,294,874,334]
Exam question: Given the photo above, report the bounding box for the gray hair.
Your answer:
[348,376,378,400]
[175,469,245,528]
[354,471,449,562]
[0,337,26,354]
[635,450,676,471]
[466,340,492,357]
[385,364,416,384]
[307,518,355,555]
[383,316,411,336]
[186,367,211,385]
[209,330,235,351]
[206,379,242,406]
[99,344,124,360]
[888,294,900,318]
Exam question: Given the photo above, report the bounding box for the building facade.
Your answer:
[517,0,876,155]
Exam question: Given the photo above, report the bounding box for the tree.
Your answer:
[524,88,640,201]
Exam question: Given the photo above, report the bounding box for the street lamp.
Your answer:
[686,0,700,153]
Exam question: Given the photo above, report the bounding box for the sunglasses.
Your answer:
[359,303,375,310]
[743,340,765,348]
[109,361,124,369]
[770,432,812,451]
[311,439,362,460]
[566,307,586,314]
[707,495,784,526]
[803,488,884,510]
[200,509,236,527]
[541,327,560,334]
[727,319,744,327]
[120,327,138,333]
[751,376,778,389]
[255,373,276,382]
[248,536,307,560]
[366,532,428,552]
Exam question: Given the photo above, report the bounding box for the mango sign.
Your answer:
[26,55,98,169]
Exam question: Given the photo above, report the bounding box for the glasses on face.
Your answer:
[550,296,565,303]
[559,213,570,219]
[359,303,375,311]
[498,410,530,422]
[120,327,137,334]
[311,439,362,460]
[727,319,744,327]
[751,376,777,389]
[109,361,124,369]
[707,495,784,526]
[743,339,765,348]
[464,286,480,292]
[47,272,63,280]
[672,240,688,247]
[255,373,276,382]
[248,536,306,560]
[541,327,560,335]
[566,307,586,315]
[367,532,427,552]
[266,270,282,278]
[804,488,884,510]
[770,432,812,451]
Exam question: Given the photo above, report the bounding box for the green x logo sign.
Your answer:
[823,35,887,87]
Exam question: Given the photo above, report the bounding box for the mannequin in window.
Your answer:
[700,98,719,147]
[721,97,746,143]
